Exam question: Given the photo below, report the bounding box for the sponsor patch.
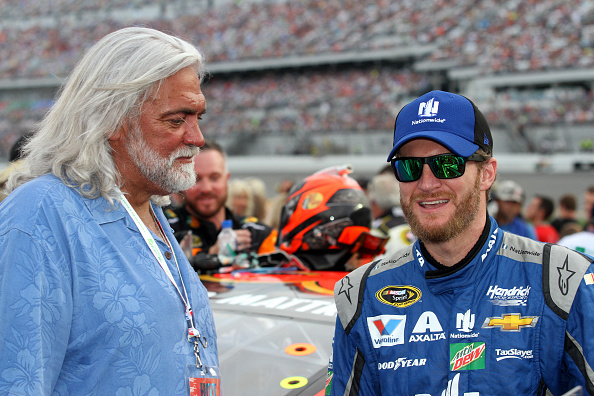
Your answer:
[495,348,533,361]
[410,311,446,343]
[367,315,406,348]
[584,273,594,285]
[482,314,538,331]
[378,357,427,370]
[376,285,421,308]
[450,342,486,371]
[486,284,530,306]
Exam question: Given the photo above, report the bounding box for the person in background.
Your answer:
[491,179,537,239]
[245,176,268,220]
[551,193,580,235]
[583,185,594,229]
[525,194,560,243]
[165,140,277,273]
[328,90,594,396]
[226,178,254,217]
[0,27,219,394]
[366,171,415,255]
[0,133,29,202]
[558,206,594,257]
[263,178,294,229]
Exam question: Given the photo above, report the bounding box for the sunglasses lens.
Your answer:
[393,158,422,182]
[431,155,465,179]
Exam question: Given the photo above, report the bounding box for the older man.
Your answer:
[0,28,219,394]
[328,91,594,395]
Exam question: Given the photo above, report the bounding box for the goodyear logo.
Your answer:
[376,285,421,308]
[481,314,538,331]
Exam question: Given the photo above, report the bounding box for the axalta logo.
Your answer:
[410,311,446,343]
[450,342,486,371]
[376,285,421,308]
[482,314,538,331]
[486,284,530,306]
[378,357,427,370]
[495,348,533,361]
[368,315,406,348]
[418,98,439,117]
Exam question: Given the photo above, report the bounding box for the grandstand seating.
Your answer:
[0,0,593,159]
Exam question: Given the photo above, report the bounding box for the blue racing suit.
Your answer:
[328,217,594,395]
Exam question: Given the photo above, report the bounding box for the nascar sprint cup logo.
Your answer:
[376,285,421,308]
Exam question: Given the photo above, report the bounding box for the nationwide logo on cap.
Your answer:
[418,98,439,117]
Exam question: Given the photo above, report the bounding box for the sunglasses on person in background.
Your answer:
[390,153,486,182]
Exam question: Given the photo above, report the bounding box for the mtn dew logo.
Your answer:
[450,342,486,371]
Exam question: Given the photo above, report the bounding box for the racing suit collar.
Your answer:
[417,215,502,293]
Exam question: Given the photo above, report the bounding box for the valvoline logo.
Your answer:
[367,315,406,348]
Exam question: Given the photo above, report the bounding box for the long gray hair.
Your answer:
[7,27,206,206]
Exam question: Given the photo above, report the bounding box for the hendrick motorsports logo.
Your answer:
[367,315,406,348]
[376,285,421,308]
[486,284,530,306]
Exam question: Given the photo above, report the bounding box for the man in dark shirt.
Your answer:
[165,140,277,272]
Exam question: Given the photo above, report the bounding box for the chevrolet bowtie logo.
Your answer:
[481,314,539,331]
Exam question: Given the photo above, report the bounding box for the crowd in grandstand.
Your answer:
[0,0,593,157]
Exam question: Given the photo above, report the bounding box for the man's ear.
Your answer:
[481,157,498,192]
[110,122,128,142]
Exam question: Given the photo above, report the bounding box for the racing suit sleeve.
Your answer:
[328,319,380,396]
[540,244,594,395]
[561,261,594,395]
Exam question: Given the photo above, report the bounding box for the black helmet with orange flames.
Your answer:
[277,165,387,271]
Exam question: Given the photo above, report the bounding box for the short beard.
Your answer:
[402,173,482,243]
[125,124,199,194]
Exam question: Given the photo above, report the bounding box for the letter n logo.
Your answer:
[419,98,439,117]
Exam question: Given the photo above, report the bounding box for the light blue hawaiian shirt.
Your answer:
[0,174,219,395]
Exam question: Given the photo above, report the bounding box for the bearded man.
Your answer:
[328,91,594,396]
[164,140,277,273]
[0,27,219,394]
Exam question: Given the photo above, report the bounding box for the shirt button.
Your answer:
[165,251,172,260]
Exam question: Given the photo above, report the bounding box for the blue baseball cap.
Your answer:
[387,90,493,161]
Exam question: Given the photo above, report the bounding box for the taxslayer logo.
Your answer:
[376,285,421,308]
[450,342,486,371]
[495,348,533,361]
[367,315,406,348]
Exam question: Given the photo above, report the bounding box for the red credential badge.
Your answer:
[189,377,221,396]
